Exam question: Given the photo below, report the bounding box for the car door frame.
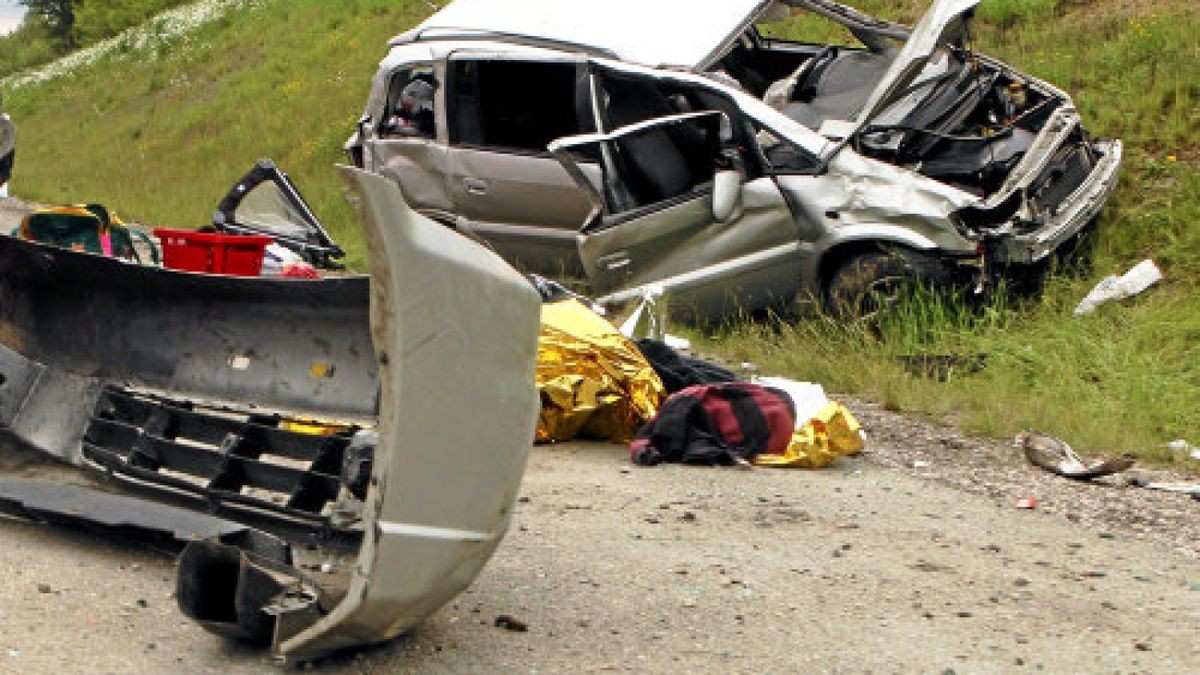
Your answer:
[440,49,601,275]
[550,106,805,319]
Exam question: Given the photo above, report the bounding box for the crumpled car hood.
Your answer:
[849,0,980,133]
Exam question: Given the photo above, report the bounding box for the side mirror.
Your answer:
[711,169,743,223]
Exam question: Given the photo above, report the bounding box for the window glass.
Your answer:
[754,127,820,173]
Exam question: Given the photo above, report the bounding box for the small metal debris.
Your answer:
[493,614,528,632]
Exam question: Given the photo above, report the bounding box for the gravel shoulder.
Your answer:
[2,410,1198,673]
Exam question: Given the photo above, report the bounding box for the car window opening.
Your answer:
[381,66,438,139]
[449,59,583,153]
[593,72,779,215]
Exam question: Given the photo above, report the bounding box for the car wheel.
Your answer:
[824,251,909,319]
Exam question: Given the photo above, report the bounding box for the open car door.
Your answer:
[550,111,801,319]
[213,159,345,269]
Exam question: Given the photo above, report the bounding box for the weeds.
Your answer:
[976,0,1060,29]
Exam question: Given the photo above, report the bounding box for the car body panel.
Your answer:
[1,165,542,663]
[0,236,377,461]
[369,138,455,215]
[278,167,541,661]
[843,0,980,135]
[551,110,802,315]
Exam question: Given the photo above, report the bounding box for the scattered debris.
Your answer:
[1163,439,1200,462]
[1126,476,1200,501]
[1074,259,1162,315]
[493,615,529,632]
[1017,431,1134,481]
[618,286,689,350]
[1015,497,1039,510]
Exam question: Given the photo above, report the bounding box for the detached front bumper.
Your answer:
[995,136,1123,265]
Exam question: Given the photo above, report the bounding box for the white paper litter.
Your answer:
[1074,259,1163,315]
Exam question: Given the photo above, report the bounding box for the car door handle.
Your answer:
[463,178,489,195]
[596,251,631,271]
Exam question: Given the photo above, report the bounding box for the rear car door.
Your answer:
[365,61,456,223]
[443,54,599,275]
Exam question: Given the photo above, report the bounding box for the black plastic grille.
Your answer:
[83,387,361,532]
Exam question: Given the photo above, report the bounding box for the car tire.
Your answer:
[824,251,909,319]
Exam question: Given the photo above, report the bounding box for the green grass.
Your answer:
[0,1,194,76]
[2,0,1197,462]
[976,0,1060,29]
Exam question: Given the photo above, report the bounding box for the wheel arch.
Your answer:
[816,233,939,296]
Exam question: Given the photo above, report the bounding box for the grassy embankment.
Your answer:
[0,1,194,78]
[1,0,1196,460]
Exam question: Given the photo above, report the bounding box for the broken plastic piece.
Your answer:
[1017,431,1134,481]
[1126,475,1200,500]
[0,479,290,558]
[1074,259,1162,315]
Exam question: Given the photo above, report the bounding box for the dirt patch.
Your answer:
[849,397,1200,559]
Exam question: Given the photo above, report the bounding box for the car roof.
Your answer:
[397,0,771,69]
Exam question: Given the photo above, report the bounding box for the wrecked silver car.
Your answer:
[0,168,542,661]
[349,0,1121,317]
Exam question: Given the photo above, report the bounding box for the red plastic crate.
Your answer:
[154,229,273,277]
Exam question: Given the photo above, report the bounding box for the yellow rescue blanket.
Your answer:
[536,300,665,443]
[753,402,864,469]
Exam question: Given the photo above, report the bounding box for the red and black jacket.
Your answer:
[630,382,795,466]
